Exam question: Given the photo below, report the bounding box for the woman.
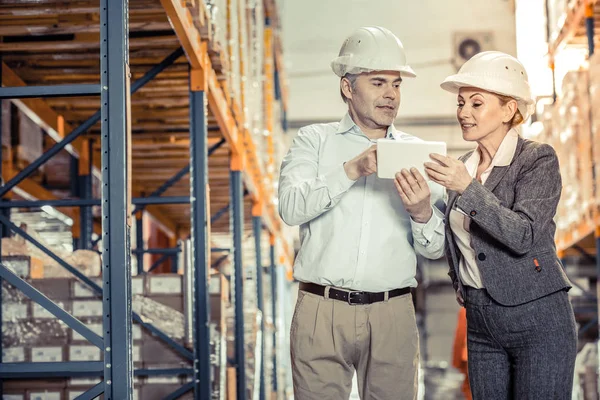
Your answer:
[424,51,577,399]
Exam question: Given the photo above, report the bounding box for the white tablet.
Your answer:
[376,139,447,180]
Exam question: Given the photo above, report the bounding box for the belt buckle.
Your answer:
[347,291,362,305]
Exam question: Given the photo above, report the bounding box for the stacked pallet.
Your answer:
[2,237,101,279]
[541,53,600,238]
[0,104,46,181]
[1,272,227,400]
[588,52,600,209]
[202,0,286,178]
[546,0,577,44]
[549,70,595,237]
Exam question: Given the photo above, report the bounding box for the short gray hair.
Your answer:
[340,73,360,103]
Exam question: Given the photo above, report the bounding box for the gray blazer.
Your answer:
[445,136,572,306]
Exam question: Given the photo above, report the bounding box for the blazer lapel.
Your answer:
[482,165,509,192]
[483,136,525,193]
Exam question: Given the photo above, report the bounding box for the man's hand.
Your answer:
[344,145,377,181]
[424,153,472,194]
[394,168,432,223]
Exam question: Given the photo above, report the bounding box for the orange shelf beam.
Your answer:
[161,0,293,261]
[548,0,599,59]
[555,214,600,252]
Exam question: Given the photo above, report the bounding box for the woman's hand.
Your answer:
[424,154,473,194]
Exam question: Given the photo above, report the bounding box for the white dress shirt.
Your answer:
[278,113,446,292]
[449,128,520,289]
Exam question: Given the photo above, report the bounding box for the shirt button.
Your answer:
[360,251,365,255]
[470,210,477,217]
[478,253,486,261]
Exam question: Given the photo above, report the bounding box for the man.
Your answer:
[278,26,445,399]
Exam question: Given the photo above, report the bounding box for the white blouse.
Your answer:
[449,129,519,289]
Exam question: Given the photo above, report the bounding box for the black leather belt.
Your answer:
[299,282,411,305]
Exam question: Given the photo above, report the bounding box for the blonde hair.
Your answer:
[496,93,524,127]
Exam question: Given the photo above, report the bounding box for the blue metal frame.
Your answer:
[135,368,193,377]
[0,213,194,362]
[131,138,225,216]
[75,381,105,400]
[0,47,183,199]
[80,139,94,249]
[0,196,190,208]
[101,0,133,396]
[0,15,203,400]
[190,76,212,400]
[165,382,195,400]
[231,170,247,400]
[253,216,266,400]
[0,4,255,399]
[0,84,101,99]
[133,247,180,255]
[0,213,102,290]
[147,253,171,273]
[136,212,144,274]
[0,362,104,379]
[269,242,278,393]
[0,264,103,347]
[133,196,190,206]
[210,189,251,225]
[212,247,231,253]
[0,365,193,379]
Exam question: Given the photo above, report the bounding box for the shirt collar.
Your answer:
[336,112,396,139]
[465,128,520,173]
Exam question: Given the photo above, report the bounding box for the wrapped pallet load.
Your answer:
[552,70,594,237]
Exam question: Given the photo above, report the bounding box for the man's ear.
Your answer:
[341,77,353,100]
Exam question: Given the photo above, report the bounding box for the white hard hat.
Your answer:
[331,26,416,78]
[440,51,535,120]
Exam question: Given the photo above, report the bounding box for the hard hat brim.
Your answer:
[331,59,417,78]
[440,74,534,105]
[440,74,535,121]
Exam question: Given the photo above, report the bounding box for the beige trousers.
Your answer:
[290,287,420,400]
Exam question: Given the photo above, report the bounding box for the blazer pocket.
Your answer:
[522,250,560,273]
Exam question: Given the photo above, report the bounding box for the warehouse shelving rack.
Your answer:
[546,0,600,347]
[0,0,292,399]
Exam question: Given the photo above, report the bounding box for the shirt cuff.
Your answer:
[411,206,443,246]
[324,163,357,198]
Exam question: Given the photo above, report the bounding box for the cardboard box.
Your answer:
[29,391,63,400]
[144,294,184,313]
[71,301,102,318]
[68,345,100,362]
[3,256,44,279]
[147,274,182,294]
[2,347,25,363]
[31,346,64,363]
